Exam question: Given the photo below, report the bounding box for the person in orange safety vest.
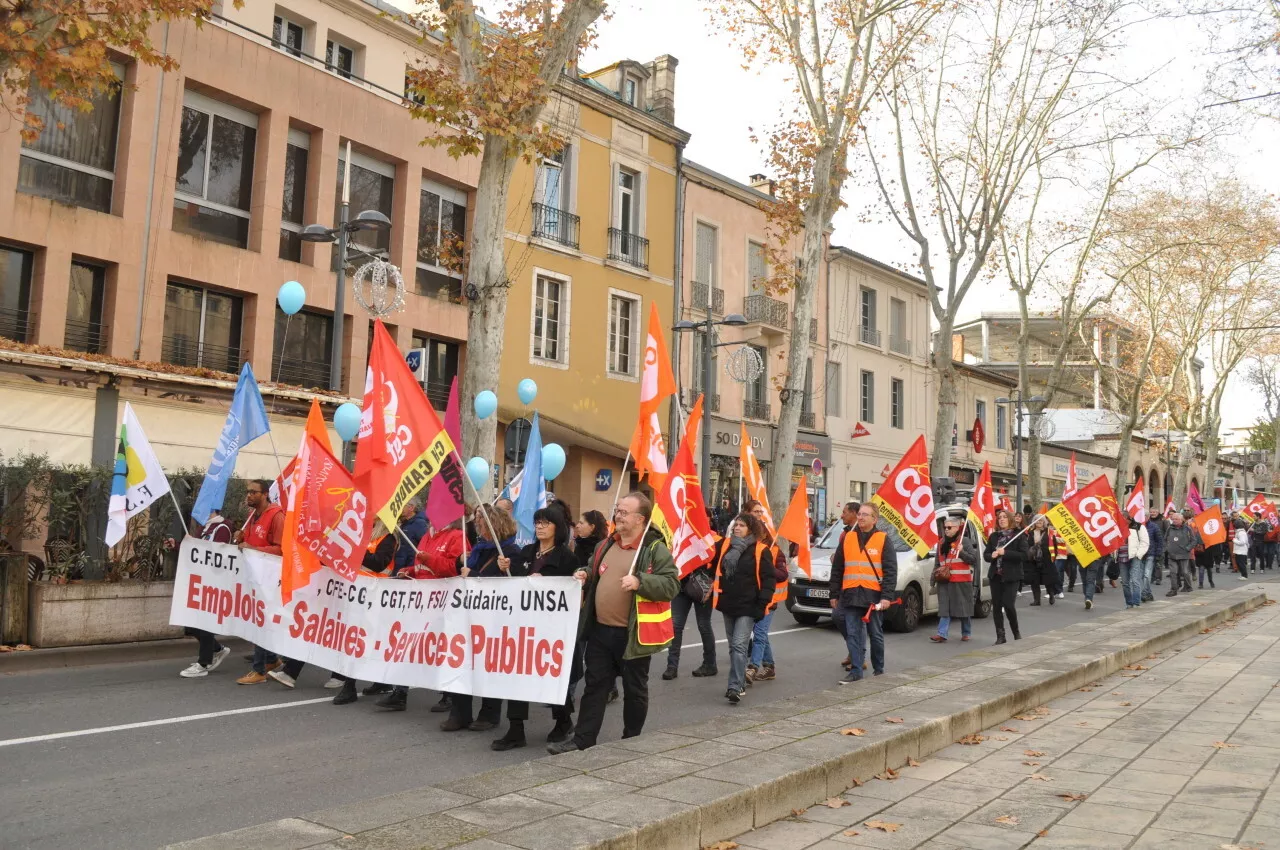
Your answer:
[827,503,898,683]
[711,511,777,704]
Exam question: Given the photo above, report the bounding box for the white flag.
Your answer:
[105,403,172,546]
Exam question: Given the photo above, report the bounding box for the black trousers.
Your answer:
[184,627,222,666]
[667,592,716,670]
[282,658,350,683]
[1028,572,1060,604]
[990,578,1019,637]
[572,623,652,749]
[552,638,587,721]
[449,694,501,726]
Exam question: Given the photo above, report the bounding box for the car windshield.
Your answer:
[814,518,911,553]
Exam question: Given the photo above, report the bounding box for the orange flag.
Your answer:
[871,435,939,557]
[355,320,455,532]
[654,394,716,578]
[777,481,812,577]
[280,400,332,603]
[628,303,676,482]
[1192,505,1227,548]
[967,461,995,542]
[740,422,774,533]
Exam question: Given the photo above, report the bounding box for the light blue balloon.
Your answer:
[541,443,566,481]
[517,378,538,405]
[466,457,491,491]
[473,390,498,420]
[333,402,362,442]
[277,280,305,316]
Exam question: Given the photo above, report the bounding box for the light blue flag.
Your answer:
[192,362,270,524]
[512,413,547,547]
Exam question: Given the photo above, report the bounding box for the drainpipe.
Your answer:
[133,22,171,359]
[669,144,686,465]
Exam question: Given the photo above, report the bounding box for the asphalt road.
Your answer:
[0,570,1265,850]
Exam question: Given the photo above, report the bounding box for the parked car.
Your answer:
[785,503,992,632]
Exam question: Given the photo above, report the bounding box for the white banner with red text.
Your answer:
[169,537,578,703]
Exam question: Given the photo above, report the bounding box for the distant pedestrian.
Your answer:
[179,509,233,679]
[1142,516,1163,601]
[743,499,787,685]
[1164,512,1199,596]
[1234,522,1250,580]
[1024,515,1058,606]
[1122,515,1149,608]
[932,516,977,642]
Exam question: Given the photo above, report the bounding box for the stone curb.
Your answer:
[166,586,1270,850]
[0,636,254,674]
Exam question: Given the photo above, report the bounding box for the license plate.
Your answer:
[807,588,830,599]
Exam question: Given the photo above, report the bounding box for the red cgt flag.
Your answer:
[355,320,455,533]
[777,481,812,577]
[1046,475,1125,567]
[295,432,369,581]
[654,394,716,579]
[871,435,939,558]
[967,461,995,541]
[1125,476,1148,524]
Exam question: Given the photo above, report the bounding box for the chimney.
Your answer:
[749,173,776,196]
[645,54,678,123]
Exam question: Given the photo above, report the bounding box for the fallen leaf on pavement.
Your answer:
[865,820,902,833]
[850,777,865,787]
[958,734,987,745]
[1000,726,1020,732]
[791,808,806,816]
[703,842,738,850]
[1059,793,1088,802]
[995,815,1020,825]
[876,767,899,781]
[994,736,1009,741]
[1023,761,1041,767]
[1119,702,1132,707]
[907,757,921,767]
[1078,686,1096,692]
[1214,742,1239,749]
[823,797,850,808]
[842,830,860,837]
[885,717,904,723]
[841,728,867,736]
[1196,654,1212,658]
[1030,773,1054,782]
[1024,749,1045,757]
[1039,829,1050,837]
[1123,664,1148,671]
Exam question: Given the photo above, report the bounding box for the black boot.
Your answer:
[547,716,574,743]
[332,680,358,705]
[491,720,526,751]
[429,694,451,713]
[1166,587,1178,597]
[662,666,678,680]
[994,629,1007,645]
[362,683,393,696]
[376,686,408,711]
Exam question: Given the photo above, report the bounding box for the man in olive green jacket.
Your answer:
[548,492,679,754]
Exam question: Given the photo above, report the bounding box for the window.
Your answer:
[532,274,568,363]
[694,222,717,288]
[19,64,122,214]
[996,403,1008,449]
[623,76,638,106]
[890,297,908,354]
[860,370,875,423]
[891,378,904,429]
[273,308,331,387]
[691,330,719,397]
[976,399,987,435]
[0,247,34,342]
[747,241,767,296]
[173,91,257,248]
[744,343,769,419]
[272,14,304,56]
[279,129,309,261]
[161,281,243,373]
[411,334,459,410]
[616,168,638,234]
[607,294,639,377]
[326,39,355,78]
[417,177,467,300]
[336,147,394,258]
[850,481,866,503]
[535,147,571,211]
[65,262,106,353]
[860,287,879,345]
[825,361,841,416]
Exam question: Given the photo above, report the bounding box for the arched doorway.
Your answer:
[1164,471,1174,508]
[1149,467,1161,505]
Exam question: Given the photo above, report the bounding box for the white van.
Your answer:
[785,504,992,632]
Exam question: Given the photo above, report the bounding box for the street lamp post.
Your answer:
[673,312,748,502]
[298,143,392,393]
[996,390,1046,511]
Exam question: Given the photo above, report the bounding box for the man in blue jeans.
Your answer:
[828,504,898,682]
[1142,517,1163,602]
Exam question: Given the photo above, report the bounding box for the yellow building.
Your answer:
[496,58,689,513]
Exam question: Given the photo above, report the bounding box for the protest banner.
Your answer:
[1046,475,1125,567]
[871,435,939,558]
[170,537,579,703]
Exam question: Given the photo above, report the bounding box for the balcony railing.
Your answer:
[64,319,107,354]
[531,202,580,249]
[860,326,882,347]
[800,410,816,429]
[424,380,452,412]
[273,358,331,389]
[684,387,720,413]
[743,294,788,330]
[691,282,724,315]
[162,336,246,375]
[889,334,912,356]
[0,306,33,343]
[744,399,771,421]
[607,228,649,271]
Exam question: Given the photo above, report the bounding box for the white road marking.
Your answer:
[682,625,816,649]
[0,697,332,748]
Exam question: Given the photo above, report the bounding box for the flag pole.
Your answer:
[610,451,633,519]
[451,448,502,545]
[168,490,189,538]
[627,514,655,577]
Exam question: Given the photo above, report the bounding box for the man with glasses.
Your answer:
[547,492,679,754]
[829,503,896,683]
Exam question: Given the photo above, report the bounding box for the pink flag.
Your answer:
[1186,481,1206,514]
[425,376,465,531]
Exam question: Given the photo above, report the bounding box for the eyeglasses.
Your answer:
[613,509,635,518]
[247,489,263,496]
[533,519,553,526]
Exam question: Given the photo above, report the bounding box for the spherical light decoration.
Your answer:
[351,260,406,318]
[725,346,764,384]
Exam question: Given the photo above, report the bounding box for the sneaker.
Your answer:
[691,664,718,677]
[268,670,296,689]
[662,667,677,681]
[237,670,268,685]
[207,647,231,672]
[547,739,581,756]
[726,689,741,704]
[756,665,776,681]
[1057,592,1065,599]
[1239,575,1248,581]
[838,673,861,685]
[179,662,209,678]
[1085,599,1093,610]
[745,665,757,684]
[323,676,344,689]
[362,683,394,696]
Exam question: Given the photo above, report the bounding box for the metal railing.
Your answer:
[800,410,816,429]
[743,294,788,329]
[890,334,911,356]
[424,380,452,412]
[743,399,771,421]
[860,326,882,346]
[161,336,246,374]
[531,202,580,249]
[273,359,331,389]
[684,388,720,413]
[64,319,107,354]
[607,228,649,271]
[0,306,33,342]
[691,282,724,315]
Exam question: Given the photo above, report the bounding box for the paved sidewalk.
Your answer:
[726,600,1280,850]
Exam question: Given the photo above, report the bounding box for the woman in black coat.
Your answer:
[572,510,609,569]
[984,509,1030,644]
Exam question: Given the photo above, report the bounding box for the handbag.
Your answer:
[684,567,713,603]
[931,563,951,583]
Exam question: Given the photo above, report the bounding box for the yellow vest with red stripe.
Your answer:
[841,530,886,591]
[940,539,971,583]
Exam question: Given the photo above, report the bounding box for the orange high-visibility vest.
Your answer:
[841,530,886,592]
[940,539,971,583]
[766,544,787,613]
[711,536,776,610]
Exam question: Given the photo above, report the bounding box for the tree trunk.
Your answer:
[1174,440,1193,507]
[1271,414,1280,491]
[458,137,517,500]
[1204,412,1220,504]
[930,316,958,479]
[1114,428,1133,499]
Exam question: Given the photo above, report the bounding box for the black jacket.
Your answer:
[984,530,1030,584]
[828,525,899,610]
[713,537,777,620]
[574,536,605,569]
[1023,530,1055,585]
[361,533,399,575]
[513,542,579,577]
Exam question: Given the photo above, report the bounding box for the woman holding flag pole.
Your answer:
[984,510,1028,644]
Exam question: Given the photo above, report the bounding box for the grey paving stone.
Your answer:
[824,815,952,849]
[759,719,837,739]
[588,754,698,788]
[1069,738,1146,759]
[1124,757,1201,776]
[874,795,979,824]
[1184,767,1272,791]
[304,787,478,833]
[447,762,582,800]
[444,841,523,850]
[695,752,821,787]
[1174,787,1262,813]
[795,797,891,827]
[521,774,637,808]
[640,775,749,805]
[165,818,341,850]
[1150,803,1250,838]
[1103,768,1189,795]
[944,764,1034,791]
[1138,741,1216,765]
[965,798,1064,833]
[1206,749,1280,775]
[324,813,490,850]
[913,779,1005,807]
[930,820,1038,850]
[573,793,694,829]
[732,819,844,850]
[1239,823,1280,849]
[493,813,635,850]
[449,793,567,832]
[897,758,968,782]
[609,731,703,755]
[663,739,760,767]
[717,728,804,750]
[536,744,639,772]
[843,777,935,804]
[1028,823,1132,849]
[1046,752,1130,775]
[1056,801,1155,835]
